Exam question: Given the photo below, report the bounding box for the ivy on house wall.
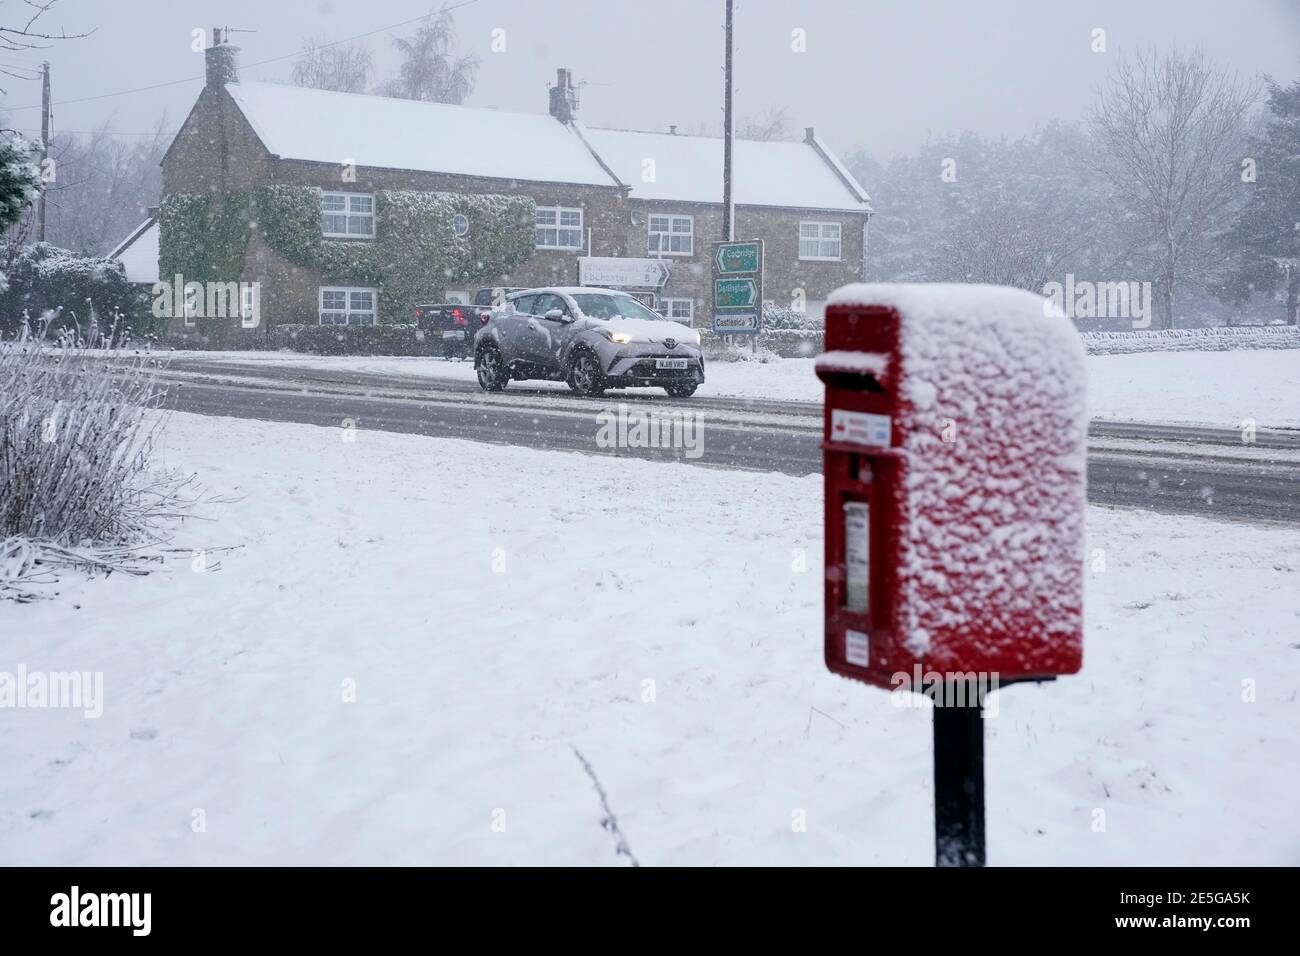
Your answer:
[253,184,321,266]
[161,184,536,325]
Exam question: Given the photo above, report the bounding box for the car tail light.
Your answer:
[479,311,490,323]
[453,308,466,327]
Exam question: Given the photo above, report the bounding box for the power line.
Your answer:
[0,1,481,112]
[10,126,174,137]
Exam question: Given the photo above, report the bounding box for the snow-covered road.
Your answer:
[2,413,1296,865]
[160,347,1300,429]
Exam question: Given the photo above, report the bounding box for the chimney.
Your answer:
[548,68,578,123]
[205,28,240,88]
[804,126,816,144]
[669,125,677,135]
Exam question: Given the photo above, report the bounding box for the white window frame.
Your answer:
[319,286,379,326]
[656,297,694,324]
[648,213,694,256]
[799,220,842,261]
[535,205,583,250]
[183,285,198,326]
[322,191,375,239]
[445,290,471,305]
[240,285,256,323]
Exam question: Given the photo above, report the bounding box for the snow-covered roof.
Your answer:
[224,82,619,188]
[108,217,159,284]
[218,82,870,212]
[577,125,871,212]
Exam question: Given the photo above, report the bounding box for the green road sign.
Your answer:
[715,278,758,309]
[715,241,761,275]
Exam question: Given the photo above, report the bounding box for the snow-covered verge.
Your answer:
[1082,325,1300,355]
[1087,349,1300,428]
[1,413,1295,865]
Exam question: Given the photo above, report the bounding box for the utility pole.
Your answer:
[36,59,50,242]
[722,0,734,242]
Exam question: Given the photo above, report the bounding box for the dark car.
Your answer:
[473,287,704,397]
[414,303,491,358]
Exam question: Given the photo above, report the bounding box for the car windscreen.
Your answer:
[571,294,662,322]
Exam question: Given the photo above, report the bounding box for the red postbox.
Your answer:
[818,284,1087,688]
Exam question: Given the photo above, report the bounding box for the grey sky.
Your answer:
[2,0,1296,161]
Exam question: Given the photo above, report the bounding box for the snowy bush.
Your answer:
[0,135,41,230]
[700,328,821,359]
[0,326,182,599]
[762,303,823,330]
[0,243,139,338]
[1081,325,1300,354]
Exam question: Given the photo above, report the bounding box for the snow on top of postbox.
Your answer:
[816,350,890,377]
[827,283,1087,670]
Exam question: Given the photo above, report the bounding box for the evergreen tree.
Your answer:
[1218,69,1300,324]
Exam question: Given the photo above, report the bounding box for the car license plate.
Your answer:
[442,330,465,340]
[656,358,688,370]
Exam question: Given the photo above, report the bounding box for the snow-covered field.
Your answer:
[168,347,1300,428]
[2,413,1296,865]
[1086,349,1300,428]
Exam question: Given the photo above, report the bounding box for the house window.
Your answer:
[322,192,375,239]
[183,285,197,327]
[319,287,378,325]
[799,221,841,260]
[445,290,471,305]
[535,206,583,249]
[241,285,256,325]
[648,214,693,255]
[656,297,694,324]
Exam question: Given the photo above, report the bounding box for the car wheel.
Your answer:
[476,344,508,392]
[666,382,698,398]
[568,351,606,397]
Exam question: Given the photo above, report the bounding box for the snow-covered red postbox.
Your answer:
[817,284,1087,688]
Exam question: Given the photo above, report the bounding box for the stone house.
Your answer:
[159,39,871,337]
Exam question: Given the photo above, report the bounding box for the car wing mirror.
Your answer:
[544,308,567,321]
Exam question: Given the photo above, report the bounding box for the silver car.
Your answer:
[473,287,705,397]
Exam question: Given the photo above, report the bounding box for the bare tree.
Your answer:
[378,5,477,105]
[738,106,792,142]
[290,35,373,94]
[0,0,88,57]
[1091,49,1258,328]
[42,116,168,255]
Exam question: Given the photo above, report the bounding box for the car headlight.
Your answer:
[606,331,634,345]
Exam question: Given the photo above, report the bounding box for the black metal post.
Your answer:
[933,690,986,867]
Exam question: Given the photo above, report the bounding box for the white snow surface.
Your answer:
[109,219,158,284]
[219,83,867,211]
[815,350,890,377]
[576,125,870,211]
[1,413,1296,865]
[224,82,616,187]
[1086,349,1300,428]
